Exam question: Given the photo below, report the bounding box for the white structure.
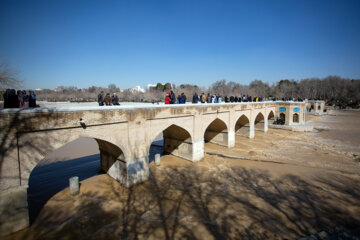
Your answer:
[130,85,145,93]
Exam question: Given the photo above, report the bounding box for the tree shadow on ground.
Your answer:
[17,162,360,240]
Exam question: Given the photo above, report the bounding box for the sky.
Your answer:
[0,0,360,89]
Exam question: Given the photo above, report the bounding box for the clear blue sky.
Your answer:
[1,0,359,89]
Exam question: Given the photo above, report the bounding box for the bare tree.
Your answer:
[0,60,22,88]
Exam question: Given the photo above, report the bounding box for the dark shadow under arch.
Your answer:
[148,124,193,161]
[280,112,286,121]
[204,118,228,146]
[293,113,299,123]
[27,137,123,224]
[268,111,275,121]
[235,115,250,137]
[254,112,265,131]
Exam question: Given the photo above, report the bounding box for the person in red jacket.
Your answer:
[165,93,170,104]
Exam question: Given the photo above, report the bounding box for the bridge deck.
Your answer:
[0,100,300,114]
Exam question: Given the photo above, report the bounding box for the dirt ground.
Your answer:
[3,111,360,240]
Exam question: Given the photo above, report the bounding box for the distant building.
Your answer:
[130,86,145,93]
[147,84,157,91]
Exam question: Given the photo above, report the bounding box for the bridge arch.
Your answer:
[293,113,299,123]
[27,136,125,224]
[147,124,193,161]
[19,129,129,188]
[254,112,265,131]
[280,112,286,122]
[268,110,275,121]
[203,118,229,146]
[235,114,251,138]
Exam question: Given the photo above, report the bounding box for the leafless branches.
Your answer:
[0,60,22,89]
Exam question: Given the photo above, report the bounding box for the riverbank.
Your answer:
[2,111,360,240]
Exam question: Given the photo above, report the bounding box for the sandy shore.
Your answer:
[3,111,360,240]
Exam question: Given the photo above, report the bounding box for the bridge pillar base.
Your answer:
[264,119,269,133]
[192,140,204,161]
[0,186,29,237]
[249,124,255,138]
[205,131,229,147]
[104,151,149,188]
[228,130,235,148]
[126,157,149,187]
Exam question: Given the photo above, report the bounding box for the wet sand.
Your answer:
[3,111,360,240]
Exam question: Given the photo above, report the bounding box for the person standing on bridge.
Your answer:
[112,93,120,105]
[192,92,199,104]
[180,93,186,104]
[165,93,170,104]
[104,93,112,106]
[170,90,176,104]
[2,89,10,108]
[98,91,104,106]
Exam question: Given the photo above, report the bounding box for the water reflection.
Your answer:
[27,154,100,223]
[149,140,164,163]
[27,140,164,224]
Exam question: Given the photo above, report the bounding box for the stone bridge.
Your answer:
[0,101,306,235]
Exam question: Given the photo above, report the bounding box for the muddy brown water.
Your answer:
[3,110,360,240]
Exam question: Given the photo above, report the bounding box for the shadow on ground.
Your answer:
[13,162,360,240]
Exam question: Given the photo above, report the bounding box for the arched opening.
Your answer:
[293,113,299,123]
[280,113,286,121]
[254,112,265,131]
[204,118,228,146]
[148,133,165,163]
[318,105,321,110]
[164,125,192,159]
[27,137,123,224]
[149,124,193,161]
[268,111,275,121]
[235,115,250,137]
[275,112,286,125]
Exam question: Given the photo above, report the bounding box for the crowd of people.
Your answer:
[164,90,187,104]
[2,89,37,108]
[97,91,120,106]
[167,92,305,104]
